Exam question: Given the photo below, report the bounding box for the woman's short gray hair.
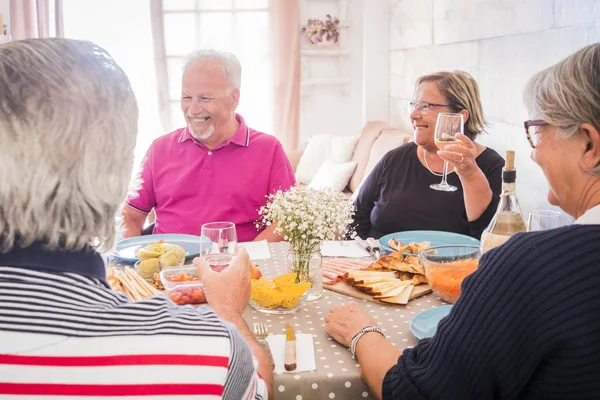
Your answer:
[183,49,242,89]
[0,38,138,253]
[524,43,600,174]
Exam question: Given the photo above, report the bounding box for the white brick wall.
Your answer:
[389,0,600,219]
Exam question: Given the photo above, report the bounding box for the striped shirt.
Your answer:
[0,244,267,399]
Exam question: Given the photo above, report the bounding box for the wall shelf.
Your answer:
[300,0,352,97]
[300,48,353,57]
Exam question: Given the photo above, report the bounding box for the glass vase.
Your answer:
[287,248,323,302]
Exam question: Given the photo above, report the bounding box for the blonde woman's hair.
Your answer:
[0,38,138,253]
[183,49,242,90]
[416,71,488,139]
[524,43,600,175]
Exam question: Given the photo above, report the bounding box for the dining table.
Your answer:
[244,242,447,400]
[110,240,447,399]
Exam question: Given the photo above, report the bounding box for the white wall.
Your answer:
[389,0,600,219]
[0,0,10,34]
[299,0,390,148]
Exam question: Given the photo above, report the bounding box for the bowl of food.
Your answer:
[160,266,206,305]
[419,245,480,303]
[249,273,311,315]
[134,241,186,281]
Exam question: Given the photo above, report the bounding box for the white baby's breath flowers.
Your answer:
[257,186,356,254]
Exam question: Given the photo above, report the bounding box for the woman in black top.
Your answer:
[353,71,504,239]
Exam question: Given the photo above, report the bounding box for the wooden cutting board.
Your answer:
[324,281,431,305]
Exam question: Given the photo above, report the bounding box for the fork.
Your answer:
[253,322,269,340]
[252,322,273,363]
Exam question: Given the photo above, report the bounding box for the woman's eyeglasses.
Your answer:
[408,101,450,116]
[524,120,550,148]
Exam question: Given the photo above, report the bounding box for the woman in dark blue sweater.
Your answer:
[326,43,600,399]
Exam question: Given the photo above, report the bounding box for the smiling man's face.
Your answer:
[181,61,239,142]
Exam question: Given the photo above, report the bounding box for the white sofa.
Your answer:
[287,121,413,195]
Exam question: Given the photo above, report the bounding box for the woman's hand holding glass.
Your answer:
[199,222,238,272]
[438,132,479,179]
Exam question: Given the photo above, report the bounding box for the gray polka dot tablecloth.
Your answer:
[243,242,447,400]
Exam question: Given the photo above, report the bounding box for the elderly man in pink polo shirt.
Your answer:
[123,50,295,242]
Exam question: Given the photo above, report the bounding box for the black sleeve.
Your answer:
[467,151,504,238]
[381,231,556,399]
[351,154,389,239]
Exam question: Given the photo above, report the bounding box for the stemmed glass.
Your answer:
[430,113,464,192]
[200,222,238,272]
[527,210,563,232]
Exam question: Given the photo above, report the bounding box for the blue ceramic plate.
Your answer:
[112,234,209,263]
[409,305,453,340]
[378,230,480,255]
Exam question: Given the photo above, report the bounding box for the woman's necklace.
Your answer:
[422,149,444,177]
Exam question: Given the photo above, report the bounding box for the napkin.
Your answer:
[265,333,316,374]
[321,240,370,258]
[238,240,271,260]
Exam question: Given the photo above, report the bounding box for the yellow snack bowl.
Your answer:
[249,273,311,314]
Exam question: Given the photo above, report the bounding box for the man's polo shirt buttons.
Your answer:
[208,151,213,156]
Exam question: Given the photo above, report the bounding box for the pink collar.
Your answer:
[178,113,250,149]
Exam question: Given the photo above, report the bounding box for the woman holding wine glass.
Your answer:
[353,71,505,239]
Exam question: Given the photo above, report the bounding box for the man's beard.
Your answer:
[190,123,215,141]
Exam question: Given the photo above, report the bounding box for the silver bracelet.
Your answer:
[349,325,385,359]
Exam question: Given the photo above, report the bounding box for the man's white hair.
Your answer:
[183,49,242,89]
[0,38,138,253]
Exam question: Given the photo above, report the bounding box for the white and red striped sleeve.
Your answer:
[222,324,268,400]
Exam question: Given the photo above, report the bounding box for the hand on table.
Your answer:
[194,248,251,317]
[325,301,377,348]
[437,133,479,179]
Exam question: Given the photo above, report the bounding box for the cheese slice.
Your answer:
[364,283,400,296]
[354,276,398,285]
[347,271,396,279]
[379,284,414,305]
[373,281,412,299]
[355,280,402,291]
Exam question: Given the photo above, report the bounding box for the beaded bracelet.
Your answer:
[349,325,385,359]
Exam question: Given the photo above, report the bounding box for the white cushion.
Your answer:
[295,134,359,184]
[308,160,358,192]
[351,131,410,199]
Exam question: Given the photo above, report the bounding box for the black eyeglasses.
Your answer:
[524,119,550,148]
[408,101,451,116]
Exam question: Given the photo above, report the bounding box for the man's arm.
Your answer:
[122,205,147,238]
[254,223,284,242]
[195,249,274,399]
[219,311,274,400]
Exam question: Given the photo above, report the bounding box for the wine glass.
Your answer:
[527,210,563,232]
[200,222,238,272]
[430,113,464,192]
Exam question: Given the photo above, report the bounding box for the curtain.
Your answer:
[271,0,301,151]
[10,0,63,40]
[148,0,171,132]
[149,0,301,149]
